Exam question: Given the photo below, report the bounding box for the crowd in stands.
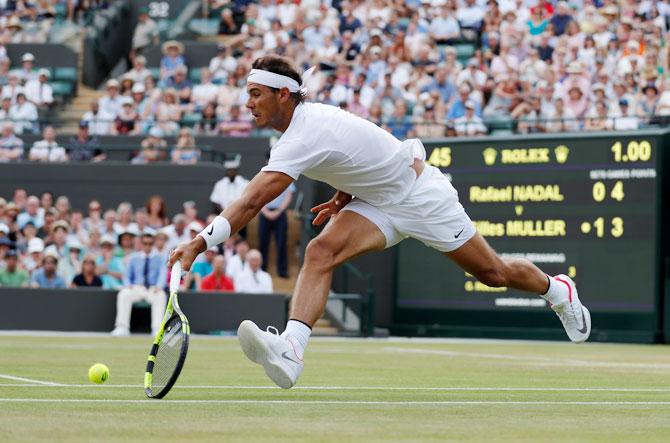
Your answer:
[122,0,669,137]
[0,189,275,306]
[0,0,111,43]
[0,51,54,134]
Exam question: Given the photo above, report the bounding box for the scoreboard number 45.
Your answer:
[427,147,452,167]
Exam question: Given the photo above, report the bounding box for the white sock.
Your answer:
[540,275,569,305]
[281,319,311,359]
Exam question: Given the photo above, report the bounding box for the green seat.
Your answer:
[189,67,202,83]
[188,18,219,36]
[50,81,74,97]
[455,43,476,64]
[181,112,202,127]
[149,67,160,81]
[54,67,77,82]
[134,300,151,308]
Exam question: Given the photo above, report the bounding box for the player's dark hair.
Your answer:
[251,55,305,104]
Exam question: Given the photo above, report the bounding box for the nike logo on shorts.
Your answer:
[207,226,214,235]
[281,351,301,365]
[454,228,465,239]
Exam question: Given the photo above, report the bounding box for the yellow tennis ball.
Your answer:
[88,363,109,384]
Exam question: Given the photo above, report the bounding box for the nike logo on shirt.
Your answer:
[207,226,214,235]
[454,228,465,238]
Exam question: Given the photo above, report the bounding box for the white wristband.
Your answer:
[198,215,231,248]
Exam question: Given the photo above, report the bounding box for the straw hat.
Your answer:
[162,40,184,55]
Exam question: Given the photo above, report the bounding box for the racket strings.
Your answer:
[151,319,185,391]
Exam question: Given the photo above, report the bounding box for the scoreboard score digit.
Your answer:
[397,133,664,319]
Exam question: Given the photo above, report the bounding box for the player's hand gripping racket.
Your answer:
[144,261,190,399]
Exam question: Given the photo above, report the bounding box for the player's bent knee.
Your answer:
[304,237,337,270]
[475,267,508,288]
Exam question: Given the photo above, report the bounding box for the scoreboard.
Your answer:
[394,131,669,342]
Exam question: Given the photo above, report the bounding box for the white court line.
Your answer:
[0,373,65,386]
[385,347,670,370]
[1,398,670,406]
[1,384,670,393]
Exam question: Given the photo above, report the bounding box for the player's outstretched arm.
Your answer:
[311,190,352,226]
[169,171,294,270]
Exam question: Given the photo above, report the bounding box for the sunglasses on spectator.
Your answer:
[142,241,154,246]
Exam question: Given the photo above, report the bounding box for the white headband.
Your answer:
[247,66,316,95]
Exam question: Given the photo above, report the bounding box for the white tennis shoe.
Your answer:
[237,320,304,389]
[550,275,591,343]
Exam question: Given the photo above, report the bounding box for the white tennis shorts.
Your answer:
[342,164,476,252]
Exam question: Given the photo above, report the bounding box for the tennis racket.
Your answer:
[144,261,190,399]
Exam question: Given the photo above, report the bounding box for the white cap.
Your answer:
[132,83,146,94]
[28,238,45,253]
[224,154,241,169]
[100,234,116,245]
[187,221,203,232]
[142,227,157,237]
[44,246,60,260]
[38,68,50,77]
[22,52,35,62]
[67,239,84,251]
[149,126,164,138]
[120,96,134,106]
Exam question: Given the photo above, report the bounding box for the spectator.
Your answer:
[153,229,171,263]
[200,255,235,292]
[414,104,446,138]
[233,249,273,294]
[82,100,114,136]
[0,121,23,162]
[447,83,481,120]
[171,127,200,165]
[24,68,53,109]
[113,203,139,236]
[58,239,83,285]
[12,52,38,84]
[385,99,414,140]
[259,162,294,278]
[98,79,123,119]
[218,8,240,35]
[67,121,105,162]
[17,195,43,229]
[218,105,252,136]
[608,99,640,130]
[210,157,249,212]
[101,209,117,237]
[71,254,102,288]
[182,200,200,225]
[195,102,219,135]
[208,43,237,83]
[163,214,189,251]
[9,91,38,134]
[111,229,167,336]
[145,195,167,230]
[133,127,167,164]
[124,55,152,85]
[131,8,159,58]
[154,88,181,136]
[0,96,12,122]
[96,234,124,290]
[226,238,250,280]
[454,100,488,136]
[0,249,29,287]
[164,65,192,105]
[189,246,218,289]
[28,126,67,162]
[112,96,139,135]
[54,196,71,221]
[191,68,219,110]
[30,250,66,288]
[160,40,186,82]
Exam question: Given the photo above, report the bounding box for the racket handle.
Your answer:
[170,261,182,293]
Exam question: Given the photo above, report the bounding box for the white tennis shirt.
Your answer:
[262,103,424,207]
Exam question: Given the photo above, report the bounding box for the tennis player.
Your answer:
[169,55,590,389]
